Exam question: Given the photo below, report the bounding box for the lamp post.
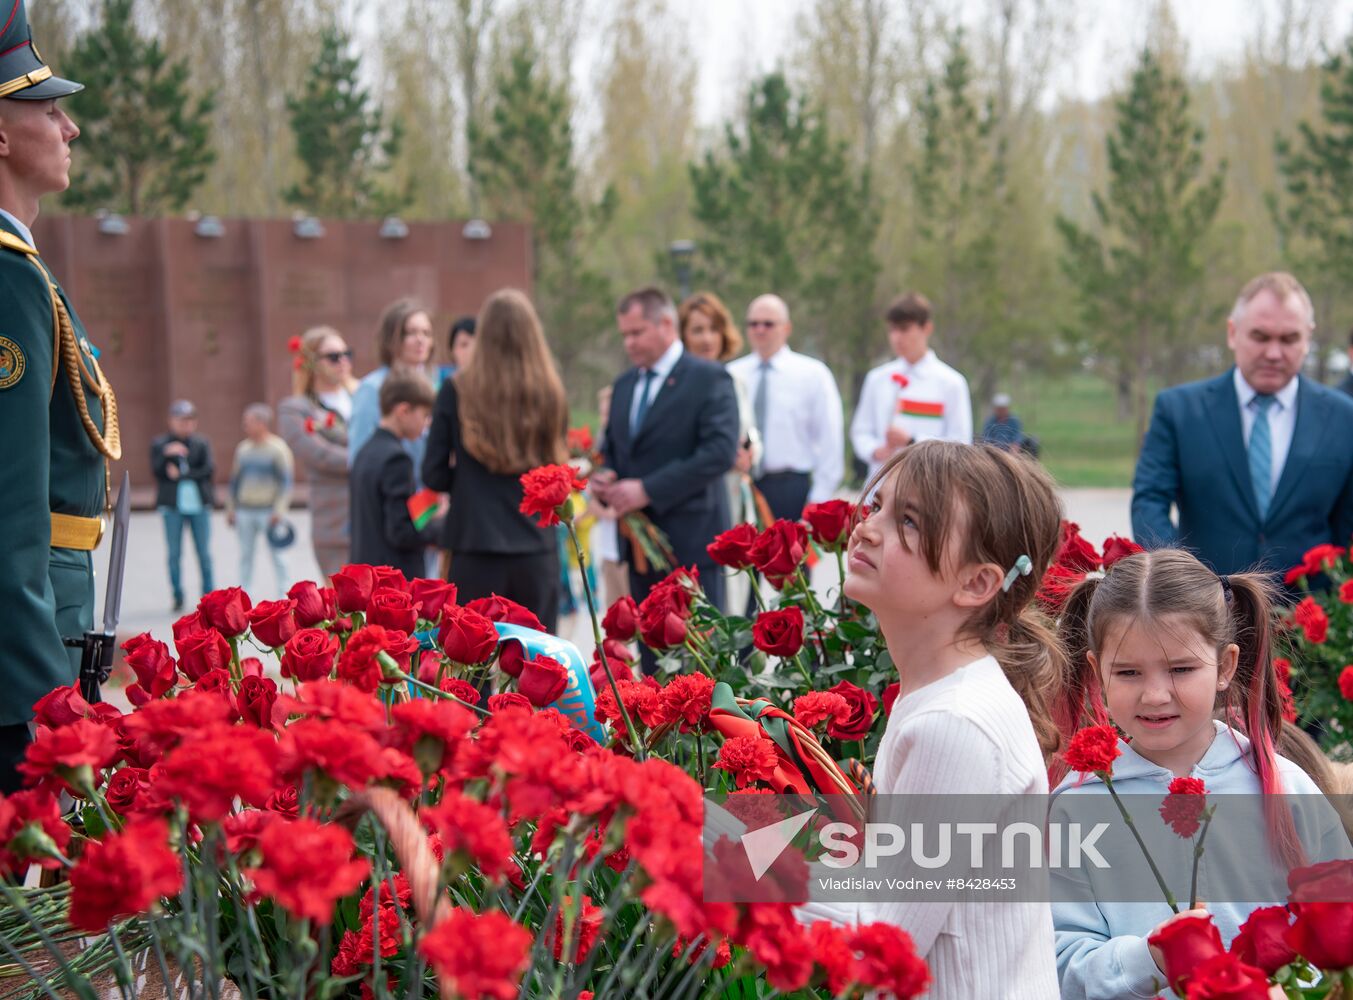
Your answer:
[668,239,696,300]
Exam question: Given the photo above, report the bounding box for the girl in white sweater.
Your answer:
[796,440,1063,998]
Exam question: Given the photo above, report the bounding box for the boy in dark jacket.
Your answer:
[349,372,440,579]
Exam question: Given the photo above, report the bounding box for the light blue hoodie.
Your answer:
[1051,720,1350,1000]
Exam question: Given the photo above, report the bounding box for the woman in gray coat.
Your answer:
[278,326,357,579]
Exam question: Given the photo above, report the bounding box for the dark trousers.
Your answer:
[755,471,812,522]
[630,562,724,675]
[450,549,562,634]
[160,507,215,602]
[0,724,30,795]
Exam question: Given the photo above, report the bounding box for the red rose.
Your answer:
[331,565,376,613]
[409,578,457,622]
[881,682,900,716]
[1338,579,1353,604]
[803,500,857,551]
[238,675,279,729]
[419,907,531,1000]
[639,607,687,649]
[370,566,409,593]
[602,596,640,642]
[793,691,850,731]
[753,607,804,657]
[1036,561,1088,613]
[121,633,177,702]
[440,677,482,706]
[1183,953,1271,999]
[519,464,588,527]
[103,767,148,816]
[466,595,546,631]
[367,587,419,633]
[1101,534,1144,568]
[1339,666,1353,702]
[826,680,879,741]
[1160,776,1207,838]
[1063,725,1121,774]
[1055,521,1101,573]
[488,692,533,715]
[439,605,500,665]
[247,599,298,649]
[175,628,231,682]
[712,735,780,788]
[171,610,206,642]
[281,628,339,682]
[247,818,370,925]
[198,587,253,636]
[1230,905,1295,976]
[707,523,760,570]
[1147,913,1226,993]
[67,817,183,932]
[287,580,335,627]
[518,654,569,707]
[32,685,91,729]
[748,520,809,588]
[1286,861,1353,970]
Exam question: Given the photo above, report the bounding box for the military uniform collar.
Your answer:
[0,209,35,250]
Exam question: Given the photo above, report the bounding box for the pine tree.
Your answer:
[285,24,406,218]
[687,73,879,390]
[471,42,614,385]
[60,0,215,215]
[1057,47,1225,445]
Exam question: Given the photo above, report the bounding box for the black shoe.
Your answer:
[172,596,184,613]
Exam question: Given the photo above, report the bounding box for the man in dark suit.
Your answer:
[595,287,739,618]
[1132,272,1353,580]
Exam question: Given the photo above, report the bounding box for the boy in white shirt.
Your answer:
[850,292,972,483]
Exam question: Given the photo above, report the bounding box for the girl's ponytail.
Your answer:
[993,610,1063,762]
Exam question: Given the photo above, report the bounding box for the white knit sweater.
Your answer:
[796,655,1059,999]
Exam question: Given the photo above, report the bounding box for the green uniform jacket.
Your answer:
[0,215,107,726]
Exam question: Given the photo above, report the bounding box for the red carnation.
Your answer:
[152,722,279,821]
[336,625,397,692]
[656,673,715,732]
[707,523,760,570]
[1101,534,1144,569]
[19,718,121,793]
[409,578,457,622]
[891,373,909,388]
[793,691,850,731]
[826,680,879,741]
[1294,596,1329,644]
[1160,776,1207,838]
[552,895,604,962]
[1055,521,1101,573]
[518,654,569,707]
[422,795,515,881]
[748,520,809,588]
[287,580,335,626]
[753,607,804,657]
[68,817,183,932]
[1147,913,1225,993]
[367,587,419,633]
[566,426,594,453]
[712,735,780,788]
[439,605,499,665]
[1230,905,1295,976]
[602,596,640,642]
[1063,725,1121,774]
[1339,666,1353,702]
[331,564,376,614]
[1036,560,1088,614]
[247,818,369,925]
[803,499,857,551]
[281,628,339,682]
[198,586,253,636]
[848,922,930,998]
[419,908,531,1000]
[175,628,231,682]
[0,789,72,873]
[465,594,545,631]
[519,464,588,527]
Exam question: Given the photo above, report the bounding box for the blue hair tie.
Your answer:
[1002,554,1032,593]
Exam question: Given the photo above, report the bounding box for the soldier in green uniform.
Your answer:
[0,0,121,792]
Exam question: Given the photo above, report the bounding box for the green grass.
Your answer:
[1004,371,1138,488]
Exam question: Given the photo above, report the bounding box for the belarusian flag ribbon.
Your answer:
[407,487,440,530]
[897,398,944,418]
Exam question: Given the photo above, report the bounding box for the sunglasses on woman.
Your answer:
[319,350,353,363]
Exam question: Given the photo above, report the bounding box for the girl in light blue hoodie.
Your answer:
[1049,549,1349,1000]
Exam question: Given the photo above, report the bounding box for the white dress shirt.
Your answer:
[628,339,684,432]
[1234,367,1298,491]
[0,208,35,248]
[851,351,972,482]
[728,346,844,504]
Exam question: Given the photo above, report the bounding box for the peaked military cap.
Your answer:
[0,0,82,101]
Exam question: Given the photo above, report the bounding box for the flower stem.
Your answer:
[1189,806,1216,910]
[566,521,644,760]
[1103,775,1179,913]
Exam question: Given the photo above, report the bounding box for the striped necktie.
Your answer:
[1249,393,1276,520]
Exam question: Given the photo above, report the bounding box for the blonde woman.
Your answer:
[422,289,568,629]
[278,326,358,578]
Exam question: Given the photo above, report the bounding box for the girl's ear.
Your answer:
[954,561,1004,609]
[1218,642,1240,690]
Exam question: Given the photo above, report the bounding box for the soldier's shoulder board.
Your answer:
[0,230,36,257]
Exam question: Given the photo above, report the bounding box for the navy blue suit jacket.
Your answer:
[601,352,739,573]
[1131,370,1353,577]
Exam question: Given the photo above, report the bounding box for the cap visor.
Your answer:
[7,75,83,99]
